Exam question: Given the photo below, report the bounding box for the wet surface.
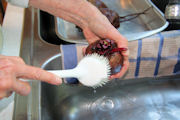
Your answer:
[41,55,180,120]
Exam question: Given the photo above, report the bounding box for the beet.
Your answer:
[76,0,152,32]
[76,0,120,32]
[88,0,108,8]
[88,0,120,28]
[98,8,120,28]
[85,39,124,73]
[87,0,120,28]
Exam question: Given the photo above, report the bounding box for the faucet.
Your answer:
[165,0,180,24]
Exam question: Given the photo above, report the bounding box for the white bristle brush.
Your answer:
[50,53,111,88]
[21,53,111,88]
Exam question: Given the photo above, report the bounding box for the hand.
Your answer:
[79,2,129,79]
[0,55,62,99]
[81,6,129,79]
[29,0,129,79]
[83,35,129,79]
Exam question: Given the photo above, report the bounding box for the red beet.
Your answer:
[85,39,124,73]
[76,0,120,32]
[88,0,120,28]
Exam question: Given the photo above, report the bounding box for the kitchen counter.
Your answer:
[0,3,25,120]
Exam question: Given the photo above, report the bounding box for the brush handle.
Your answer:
[19,68,84,82]
[48,69,83,78]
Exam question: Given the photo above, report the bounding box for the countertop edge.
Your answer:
[0,3,25,120]
[2,4,25,56]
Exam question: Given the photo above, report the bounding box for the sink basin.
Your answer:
[41,54,180,120]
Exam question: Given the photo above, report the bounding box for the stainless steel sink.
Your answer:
[41,54,180,120]
[13,6,180,120]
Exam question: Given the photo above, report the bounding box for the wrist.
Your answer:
[66,1,102,29]
[54,0,95,29]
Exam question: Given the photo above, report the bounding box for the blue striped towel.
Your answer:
[61,30,180,83]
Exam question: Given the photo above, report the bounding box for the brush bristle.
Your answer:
[82,53,111,88]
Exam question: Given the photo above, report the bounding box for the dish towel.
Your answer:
[60,30,180,83]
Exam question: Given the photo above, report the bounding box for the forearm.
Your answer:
[29,0,101,29]
[29,0,89,17]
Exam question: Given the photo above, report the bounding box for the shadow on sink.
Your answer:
[41,54,180,120]
[38,10,71,45]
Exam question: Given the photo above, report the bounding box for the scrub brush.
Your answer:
[49,53,111,88]
[20,53,111,88]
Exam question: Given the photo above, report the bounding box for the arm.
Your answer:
[28,0,129,79]
[5,0,129,79]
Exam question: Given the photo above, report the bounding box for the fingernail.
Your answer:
[55,76,62,85]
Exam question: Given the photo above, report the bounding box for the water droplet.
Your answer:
[99,98,114,111]
[93,89,96,93]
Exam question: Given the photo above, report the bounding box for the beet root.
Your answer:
[85,39,123,73]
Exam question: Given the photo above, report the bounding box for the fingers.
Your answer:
[0,91,13,100]
[83,28,100,44]
[82,47,87,56]
[110,60,129,79]
[0,56,25,64]
[12,79,31,96]
[16,65,62,85]
[107,27,128,48]
[110,50,129,79]
[0,91,8,99]
[6,91,13,97]
[0,79,31,97]
[107,28,129,79]
[0,55,63,100]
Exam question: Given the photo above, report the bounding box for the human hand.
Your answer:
[81,2,129,79]
[83,34,129,79]
[29,0,129,79]
[0,55,62,99]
